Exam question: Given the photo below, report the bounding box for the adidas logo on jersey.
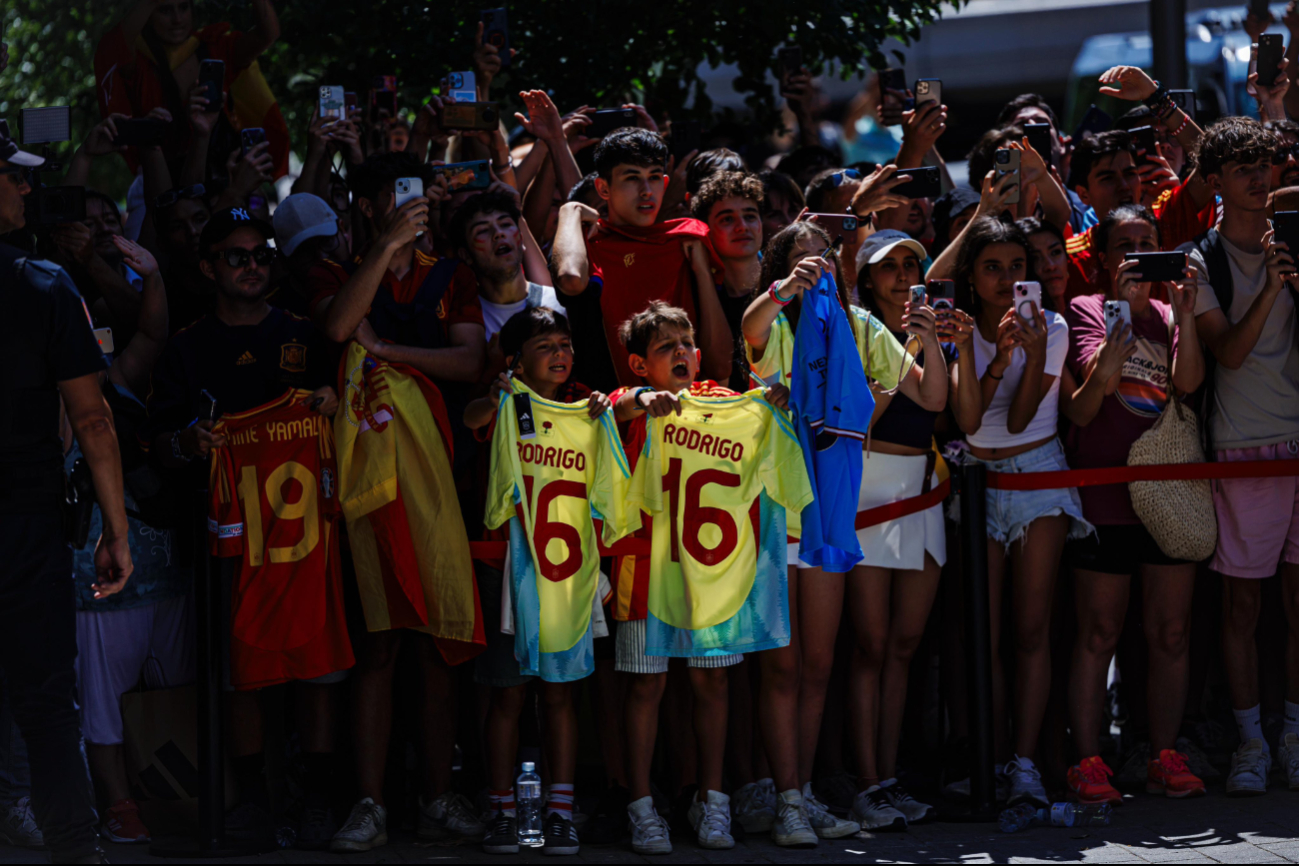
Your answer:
[236,350,257,365]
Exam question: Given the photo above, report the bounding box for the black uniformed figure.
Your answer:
[0,129,132,863]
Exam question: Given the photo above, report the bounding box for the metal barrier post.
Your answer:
[961,462,997,818]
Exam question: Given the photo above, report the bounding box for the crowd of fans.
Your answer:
[7,0,1299,860]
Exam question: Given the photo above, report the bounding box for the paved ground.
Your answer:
[7,787,1299,864]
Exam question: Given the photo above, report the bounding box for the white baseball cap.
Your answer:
[856,228,928,274]
[0,127,44,168]
[272,193,338,257]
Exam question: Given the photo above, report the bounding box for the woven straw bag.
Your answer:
[1127,310,1217,562]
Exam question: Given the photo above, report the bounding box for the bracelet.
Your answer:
[1169,113,1190,138]
[985,369,1004,381]
[493,154,515,173]
[768,281,794,306]
[632,387,654,411]
[1143,82,1168,110]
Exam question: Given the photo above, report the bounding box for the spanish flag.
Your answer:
[335,343,484,664]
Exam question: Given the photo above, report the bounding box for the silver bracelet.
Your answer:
[494,154,515,173]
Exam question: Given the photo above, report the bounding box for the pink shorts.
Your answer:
[1211,441,1299,578]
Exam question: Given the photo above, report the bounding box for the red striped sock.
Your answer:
[490,788,516,817]
[546,783,574,818]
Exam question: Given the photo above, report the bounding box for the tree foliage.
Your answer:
[2,0,960,180]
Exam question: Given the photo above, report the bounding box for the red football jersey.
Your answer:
[209,389,354,689]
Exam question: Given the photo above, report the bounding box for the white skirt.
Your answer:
[787,450,946,571]
[855,450,947,571]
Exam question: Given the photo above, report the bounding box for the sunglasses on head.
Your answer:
[830,169,863,187]
[155,184,205,209]
[211,246,276,268]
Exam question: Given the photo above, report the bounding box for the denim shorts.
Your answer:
[965,438,1093,549]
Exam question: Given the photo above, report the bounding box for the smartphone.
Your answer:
[777,46,803,76]
[1125,250,1187,282]
[1024,122,1054,165]
[892,166,942,199]
[914,79,942,106]
[1013,280,1041,323]
[1168,89,1196,121]
[110,117,167,148]
[586,108,638,138]
[671,119,702,163]
[93,327,114,356]
[319,85,346,124]
[430,160,491,192]
[1273,211,1299,264]
[1256,34,1285,87]
[879,68,912,120]
[804,212,860,244]
[908,285,927,308]
[1130,125,1158,165]
[927,279,955,312]
[240,127,266,156]
[481,8,510,69]
[394,177,424,236]
[372,76,397,115]
[1073,104,1113,141]
[445,70,477,103]
[440,101,501,131]
[19,106,72,145]
[1104,299,1133,337]
[198,59,224,113]
[344,91,359,112]
[995,148,1021,204]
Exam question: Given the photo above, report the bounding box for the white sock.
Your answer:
[1285,701,1299,738]
[1234,704,1267,747]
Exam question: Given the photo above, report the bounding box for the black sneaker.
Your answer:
[542,813,579,856]
[482,813,520,855]
[582,785,629,845]
[296,806,337,851]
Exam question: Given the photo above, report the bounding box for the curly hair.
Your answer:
[445,189,521,250]
[967,124,1025,189]
[757,221,851,329]
[1193,116,1279,178]
[686,148,746,196]
[690,170,764,221]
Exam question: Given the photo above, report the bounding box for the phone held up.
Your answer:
[995,148,1021,205]
[319,85,346,125]
[441,102,500,131]
[1124,250,1186,283]
[927,279,955,312]
[1272,211,1299,272]
[1013,281,1042,323]
[1255,34,1285,87]
[1104,299,1132,337]
[240,127,267,157]
[395,177,425,236]
[198,59,224,111]
[802,212,859,245]
[481,8,510,69]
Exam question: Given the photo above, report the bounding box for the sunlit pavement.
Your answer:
[6,785,1299,863]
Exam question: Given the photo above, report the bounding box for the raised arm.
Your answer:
[231,0,280,72]
[107,238,169,397]
[683,238,734,383]
[1196,232,1292,371]
[552,202,598,296]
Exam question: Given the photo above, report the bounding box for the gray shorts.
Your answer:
[613,618,742,674]
[473,563,535,688]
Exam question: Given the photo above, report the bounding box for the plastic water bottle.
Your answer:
[1000,801,1113,833]
[517,761,544,847]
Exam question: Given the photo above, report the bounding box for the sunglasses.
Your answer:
[1276,145,1299,163]
[0,165,30,185]
[155,183,205,209]
[211,246,276,268]
[830,169,863,187]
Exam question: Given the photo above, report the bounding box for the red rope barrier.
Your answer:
[986,459,1299,490]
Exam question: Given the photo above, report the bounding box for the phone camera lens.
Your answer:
[845,217,858,230]
[996,151,1009,164]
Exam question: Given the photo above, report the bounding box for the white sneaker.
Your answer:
[331,798,388,852]
[850,786,906,831]
[731,780,776,833]
[686,790,734,850]
[418,791,485,840]
[1005,755,1049,808]
[771,789,818,847]
[801,783,860,838]
[1226,738,1272,797]
[879,778,933,823]
[627,795,672,854]
[1279,733,1299,791]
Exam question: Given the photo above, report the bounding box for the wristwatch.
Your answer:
[170,430,191,462]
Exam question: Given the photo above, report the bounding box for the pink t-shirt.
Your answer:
[1065,293,1179,525]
